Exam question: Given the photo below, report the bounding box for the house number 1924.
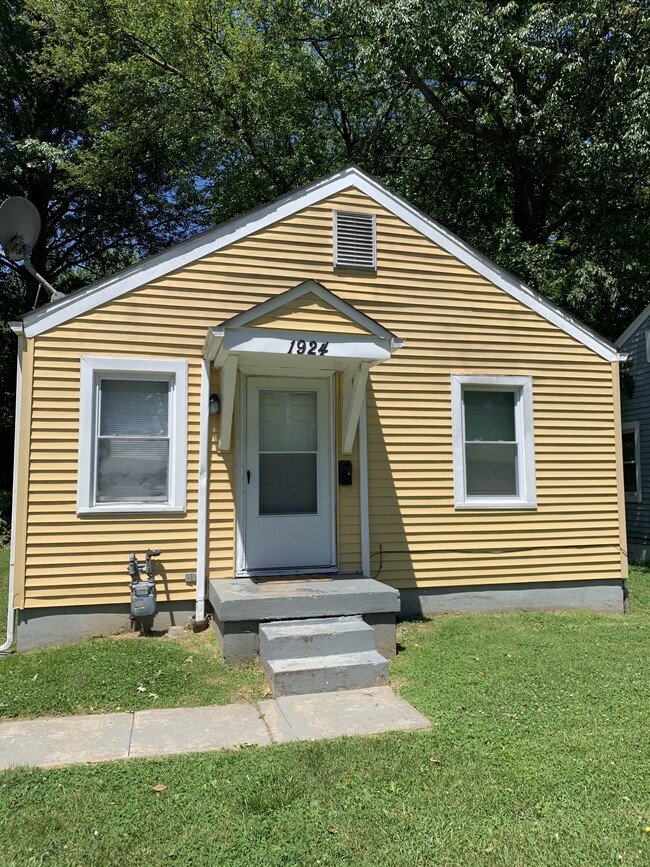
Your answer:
[287,339,330,356]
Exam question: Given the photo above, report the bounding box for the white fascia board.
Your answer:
[21,164,619,361]
[8,321,24,335]
[616,303,650,348]
[21,168,366,338]
[348,174,620,363]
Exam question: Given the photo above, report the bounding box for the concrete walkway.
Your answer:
[0,687,431,770]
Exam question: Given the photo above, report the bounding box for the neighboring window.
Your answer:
[333,210,376,269]
[645,330,650,362]
[78,357,188,514]
[622,421,642,503]
[451,375,536,509]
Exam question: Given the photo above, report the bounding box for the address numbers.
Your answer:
[287,339,330,356]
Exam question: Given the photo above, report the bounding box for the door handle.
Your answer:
[247,470,251,484]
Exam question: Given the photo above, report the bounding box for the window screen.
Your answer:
[96,378,170,503]
[463,390,518,497]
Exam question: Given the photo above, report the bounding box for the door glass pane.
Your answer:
[464,390,515,441]
[259,389,318,515]
[259,453,317,514]
[466,442,518,496]
[259,391,317,452]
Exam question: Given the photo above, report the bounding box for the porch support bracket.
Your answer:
[342,362,370,455]
[219,355,238,452]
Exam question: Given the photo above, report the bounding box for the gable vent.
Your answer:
[333,210,376,270]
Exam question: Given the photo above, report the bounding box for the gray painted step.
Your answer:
[260,616,375,661]
[265,650,389,697]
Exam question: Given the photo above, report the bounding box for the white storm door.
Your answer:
[243,376,334,573]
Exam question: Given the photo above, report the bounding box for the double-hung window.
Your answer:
[78,357,188,514]
[622,421,642,503]
[451,374,536,509]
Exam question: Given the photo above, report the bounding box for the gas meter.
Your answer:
[128,549,160,623]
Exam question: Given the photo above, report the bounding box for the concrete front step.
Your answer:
[259,616,375,661]
[265,650,389,697]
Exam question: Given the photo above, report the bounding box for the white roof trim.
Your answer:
[20,165,620,361]
[616,304,650,348]
[223,278,397,341]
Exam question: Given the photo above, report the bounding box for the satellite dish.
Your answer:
[0,197,41,259]
[0,196,65,303]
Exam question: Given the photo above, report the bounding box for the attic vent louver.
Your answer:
[333,210,376,270]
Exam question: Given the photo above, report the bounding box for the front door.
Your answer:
[241,376,334,574]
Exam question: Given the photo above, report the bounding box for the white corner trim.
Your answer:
[77,356,188,515]
[1,336,24,653]
[622,420,642,503]
[21,165,618,361]
[451,374,537,510]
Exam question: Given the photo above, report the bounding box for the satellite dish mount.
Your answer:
[0,197,65,304]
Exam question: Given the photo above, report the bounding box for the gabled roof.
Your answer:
[220,279,400,343]
[616,304,650,348]
[20,166,621,361]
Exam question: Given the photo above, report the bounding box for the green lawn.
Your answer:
[1,566,649,865]
[0,548,265,718]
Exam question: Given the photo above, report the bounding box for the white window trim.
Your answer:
[78,357,188,515]
[622,420,642,503]
[645,330,650,362]
[451,374,537,510]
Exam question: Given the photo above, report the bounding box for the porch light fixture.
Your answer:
[209,394,220,415]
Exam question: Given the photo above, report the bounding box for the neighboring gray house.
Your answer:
[617,310,650,560]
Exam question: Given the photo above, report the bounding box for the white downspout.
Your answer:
[1,328,24,653]
[193,357,210,626]
[359,390,371,578]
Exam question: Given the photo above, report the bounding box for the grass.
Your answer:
[0,566,649,865]
[0,543,264,718]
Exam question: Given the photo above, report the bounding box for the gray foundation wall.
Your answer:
[399,579,626,617]
[17,601,195,652]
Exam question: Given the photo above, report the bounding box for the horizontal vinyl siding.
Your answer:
[20,187,622,608]
[620,328,650,552]
[249,292,372,335]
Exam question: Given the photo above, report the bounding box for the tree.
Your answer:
[336,0,650,336]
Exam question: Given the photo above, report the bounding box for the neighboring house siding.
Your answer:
[619,327,650,556]
[17,188,623,610]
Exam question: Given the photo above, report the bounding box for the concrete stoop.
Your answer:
[260,616,390,697]
[209,575,401,666]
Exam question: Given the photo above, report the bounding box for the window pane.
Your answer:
[259,453,317,515]
[259,391,317,452]
[464,390,515,441]
[100,379,169,437]
[622,431,637,463]
[97,438,169,502]
[624,463,637,494]
[466,443,518,496]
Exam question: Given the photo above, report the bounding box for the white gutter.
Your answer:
[359,393,371,578]
[193,357,210,626]
[1,325,24,653]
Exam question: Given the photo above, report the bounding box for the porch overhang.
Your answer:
[202,281,404,453]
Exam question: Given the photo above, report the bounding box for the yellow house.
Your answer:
[4,167,628,655]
